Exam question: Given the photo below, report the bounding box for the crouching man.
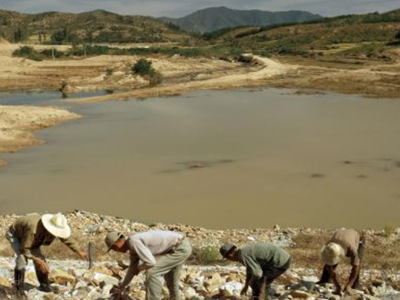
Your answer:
[318,228,365,295]
[105,230,192,300]
[220,243,291,300]
[6,213,87,296]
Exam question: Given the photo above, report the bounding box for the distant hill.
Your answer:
[0,9,193,44]
[214,8,400,58]
[159,6,322,33]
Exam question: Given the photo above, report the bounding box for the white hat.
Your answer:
[321,242,345,266]
[41,213,71,239]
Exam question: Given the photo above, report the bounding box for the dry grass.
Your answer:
[290,232,400,272]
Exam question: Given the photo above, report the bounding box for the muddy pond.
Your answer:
[1,89,400,229]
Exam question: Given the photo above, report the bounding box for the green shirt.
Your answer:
[9,213,80,259]
[238,243,291,280]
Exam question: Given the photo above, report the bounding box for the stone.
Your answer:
[218,281,242,297]
[204,273,225,292]
[291,290,313,299]
[0,275,11,287]
[49,268,76,285]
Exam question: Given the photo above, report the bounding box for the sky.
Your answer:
[0,0,399,18]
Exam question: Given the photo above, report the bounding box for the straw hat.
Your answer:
[41,213,71,239]
[321,242,345,266]
[105,232,124,252]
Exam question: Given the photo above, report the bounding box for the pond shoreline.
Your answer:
[0,105,80,168]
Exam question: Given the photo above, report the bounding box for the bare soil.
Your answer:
[0,105,80,166]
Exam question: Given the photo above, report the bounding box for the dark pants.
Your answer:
[251,258,291,300]
[319,234,366,288]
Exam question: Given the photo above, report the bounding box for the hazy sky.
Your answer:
[1,0,399,18]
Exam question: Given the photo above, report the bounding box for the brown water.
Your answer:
[1,89,400,229]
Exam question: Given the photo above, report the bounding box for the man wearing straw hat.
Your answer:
[6,213,87,296]
[318,229,365,295]
[105,230,192,300]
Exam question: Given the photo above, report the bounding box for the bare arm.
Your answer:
[241,271,253,295]
[345,265,360,292]
[120,258,140,288]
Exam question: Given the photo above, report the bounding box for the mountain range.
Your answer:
[159,6,322,33]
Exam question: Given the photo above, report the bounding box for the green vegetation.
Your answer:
[337,43,388,59]
[12,46,44,61]
[132,58,154,75]
[131,59,163,85]
[0,9,196,44]
[5,7,400,61]
[12,44,244,61]
[194,244,222,264]
[384,224,396,237]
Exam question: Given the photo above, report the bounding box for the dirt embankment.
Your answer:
[0,106,80,167]
[69,55,293,103]
[0,44,257,93]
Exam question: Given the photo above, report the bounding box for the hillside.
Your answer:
[159,6,322,33]
[0,9,194,44]
[212,8,400,58]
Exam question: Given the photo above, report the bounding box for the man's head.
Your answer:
[105,232,128,253]
[220,243,239,261]
[321,242,345,266]
[41,213,71,239]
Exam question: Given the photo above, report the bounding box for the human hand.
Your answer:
[334,285,342,296]
[344,285,354,295]
[77,251,88,260]
[240,285,248,296]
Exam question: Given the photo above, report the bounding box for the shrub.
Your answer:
[132,58,155,76]
[41,48,64,58]
[384,224,396,237]
[395,31,400,43]
[196,244,222,264]
[105,68,113,76]
[131,58,163,85]
[12,46,44,61]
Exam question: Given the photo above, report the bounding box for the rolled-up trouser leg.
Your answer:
[165,264,183,300]
[5,231,26,270]
[252,258,291,300]
[251,277,269,300]
[146,238,192,300]
[6,230,27,293]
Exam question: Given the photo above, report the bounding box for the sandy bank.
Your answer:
[69,56,293,103]
[0,105,80,167]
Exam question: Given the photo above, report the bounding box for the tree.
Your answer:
[131,58,155,76]
[13,27,24,43]
[51,28,68,44]
[396,30,400,41]
[51,28,78,44]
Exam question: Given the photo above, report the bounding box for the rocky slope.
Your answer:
[0,211,399,299]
